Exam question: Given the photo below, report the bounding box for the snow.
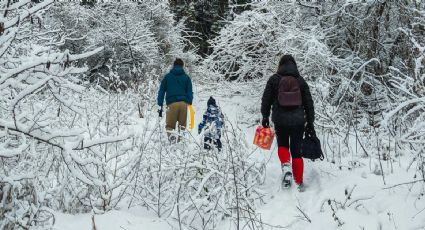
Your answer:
[50,82,425,230]
[54,208,170,230]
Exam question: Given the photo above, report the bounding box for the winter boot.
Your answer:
[297,183,306,192]
[292,158,304,189]
[278,147,292,188]
[281,163,292,188]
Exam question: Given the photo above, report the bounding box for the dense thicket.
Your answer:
[204,0,424,124]
[169,0,251,56]
[46,1,198,90]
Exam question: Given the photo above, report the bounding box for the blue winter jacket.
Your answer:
[157,65,193,106]
[198,104,224,140]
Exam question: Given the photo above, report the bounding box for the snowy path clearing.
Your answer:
[54,83,423,230]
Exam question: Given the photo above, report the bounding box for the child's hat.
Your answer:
[207,96,216,106]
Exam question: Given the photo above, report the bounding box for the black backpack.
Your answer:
[301,131,324,161]
[277,75,302,106]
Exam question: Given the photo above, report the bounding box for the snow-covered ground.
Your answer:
[54,83,424,230]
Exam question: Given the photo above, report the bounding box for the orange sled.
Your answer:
[253,126,275,150]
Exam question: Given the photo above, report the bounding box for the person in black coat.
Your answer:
[261,55,315,190]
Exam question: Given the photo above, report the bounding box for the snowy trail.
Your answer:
[194,84,311,228]
[195,85,309,228]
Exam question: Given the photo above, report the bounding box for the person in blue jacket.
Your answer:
[157,58,193,136]
[198,97,224,151]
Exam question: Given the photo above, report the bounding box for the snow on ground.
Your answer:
[54,208,170,230]
[54,82,424,230]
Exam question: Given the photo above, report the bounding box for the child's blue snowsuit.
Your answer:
[198,97,224,150]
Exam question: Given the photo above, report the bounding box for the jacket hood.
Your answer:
[170,65,185,76]
[277,62,300,78]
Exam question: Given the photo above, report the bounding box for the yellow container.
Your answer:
[188,105,195,130]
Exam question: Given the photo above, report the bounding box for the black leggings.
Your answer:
[275,125,304,158]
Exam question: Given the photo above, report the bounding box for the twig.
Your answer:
[383,179,425,190]
[91,214,97,230]
[296,206,312,223]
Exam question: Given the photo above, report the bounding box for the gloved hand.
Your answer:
[262,117,270,128]
[158,107,163,118]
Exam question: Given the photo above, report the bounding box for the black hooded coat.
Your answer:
[261,61,315,127]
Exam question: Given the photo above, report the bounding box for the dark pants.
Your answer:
[204,137,222,151]
[275,125,304,158]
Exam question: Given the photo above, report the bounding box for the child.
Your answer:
[198,97,224,151]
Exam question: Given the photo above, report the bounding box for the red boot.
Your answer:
[292,158,304,185]
[278,147,290,164]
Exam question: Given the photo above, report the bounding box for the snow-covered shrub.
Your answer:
[0,0,104,228]
[0,131,56,229]
[49,91,141,213]
[203,1,337,82]
[317,0,424,178]
[382,17,425,190]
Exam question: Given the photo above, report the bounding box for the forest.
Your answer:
[0,0,424,229]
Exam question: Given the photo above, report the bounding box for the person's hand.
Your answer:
[158,107,163,118]
[262,117,270,128]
